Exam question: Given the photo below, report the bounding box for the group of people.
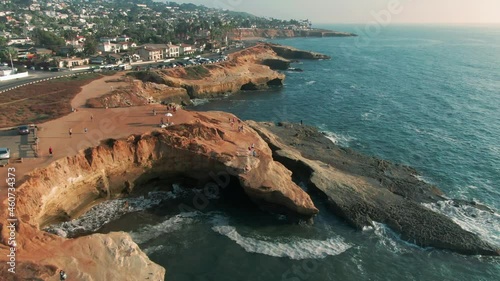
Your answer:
[248,143,258,157]
[229,117,245,132]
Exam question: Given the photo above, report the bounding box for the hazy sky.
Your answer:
[170,0,500,24]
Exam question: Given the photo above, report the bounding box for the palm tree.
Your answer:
[0,47,17,67]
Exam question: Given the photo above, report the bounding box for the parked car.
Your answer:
[0,148,10,160]
[18,125,30,135]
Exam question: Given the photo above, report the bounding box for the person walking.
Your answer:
[84,128,88,133]
[69,128,72,138]
[49,147,53,157]
[90,114,94,122]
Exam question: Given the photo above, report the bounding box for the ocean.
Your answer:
[55,25,500,280]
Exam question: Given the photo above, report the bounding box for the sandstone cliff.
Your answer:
[86,79,191,108]
[248,121,499,256]
[130,43,329,99]
[0,111,317,280]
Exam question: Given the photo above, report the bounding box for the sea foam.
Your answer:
[322,130,355,147]
[44,186,187,237]
[210,215,352,260]
[422,200,500,247]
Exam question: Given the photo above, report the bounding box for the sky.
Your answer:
[168,0,500,24]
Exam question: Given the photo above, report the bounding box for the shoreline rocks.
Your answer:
[247,121,499,256]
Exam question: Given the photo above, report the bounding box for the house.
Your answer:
[57,57,89,68]
[179,44,194,56]
[99,37,117,43]
[106,54,123,65]
[167,44,180,57]
[33,47,53,56]
[89,56,106,65]
[117,42,129,51]
[137,45,164,61]
[7,37,33,46]
[116,35,131,42]
[97,42,119,53]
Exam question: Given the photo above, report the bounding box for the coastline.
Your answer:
[0,42,498,280]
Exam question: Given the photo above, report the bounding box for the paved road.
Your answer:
[0,69,88,91]
[0,45,254,91]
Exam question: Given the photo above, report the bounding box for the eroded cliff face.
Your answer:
[86,79,191,108]
[131,44,308,98]
[0,111,317,280]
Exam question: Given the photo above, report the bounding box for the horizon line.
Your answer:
[312,22,500,25]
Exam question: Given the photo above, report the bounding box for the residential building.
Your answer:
[97,42,119,53]
[167,44,180,57]
[137,45,164,61]
[89,56,106,64]
[57,57,89,68]
[179,44,194,56]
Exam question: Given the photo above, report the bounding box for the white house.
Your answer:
[137,45,164,61]
[179,44,194,56]
[167,44,180,57]
[97,42,119,53]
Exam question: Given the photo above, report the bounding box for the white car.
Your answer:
[0,148,10,160]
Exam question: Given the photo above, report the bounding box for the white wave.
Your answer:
[412,174,434,185]
[422,200,500,247]
[211,215,351,260]
[143,245,165,255]
[322,131,355,147]
[191,98,210,106]
[130,212,199,244]
[361,110,382,121]
[488,145,500,156]
[371,222,425,254]
[44,187,188,237]
[306,80,316,85]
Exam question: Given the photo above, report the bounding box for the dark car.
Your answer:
[18,125,30,135]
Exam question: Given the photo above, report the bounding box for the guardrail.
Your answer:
[0,71,93,94]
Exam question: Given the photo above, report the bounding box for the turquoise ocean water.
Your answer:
[59,25,500,280]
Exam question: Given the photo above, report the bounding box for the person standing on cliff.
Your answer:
[59,270,67,280]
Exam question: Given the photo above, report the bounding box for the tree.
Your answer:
[62,30,78,41]
[0,36,7,47]
[0,47,17,64]
[83,37,98,57]
[32,29,65,49]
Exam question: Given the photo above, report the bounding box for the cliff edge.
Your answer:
[0,111,317,280]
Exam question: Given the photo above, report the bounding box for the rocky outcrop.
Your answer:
[268,44,331,60]
[0,111,317,280]
[248,121,499,256]
[130,43,330,98]
[86,79,192,108]
[261,58,291,70]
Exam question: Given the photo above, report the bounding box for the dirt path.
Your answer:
[0,73,197,201]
